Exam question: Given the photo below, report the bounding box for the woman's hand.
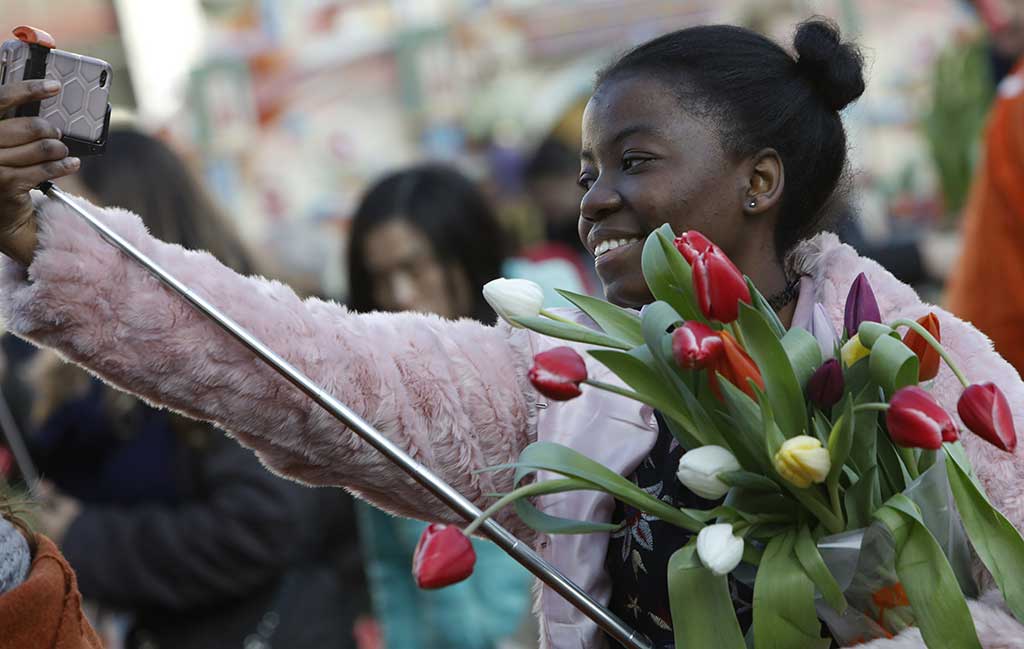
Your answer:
[0,79,82,265]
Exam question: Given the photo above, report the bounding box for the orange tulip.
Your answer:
[709,331,765,400]
[902,313,941,381]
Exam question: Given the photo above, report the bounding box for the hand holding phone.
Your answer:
[0,26,109,266]
[0,80,81,266]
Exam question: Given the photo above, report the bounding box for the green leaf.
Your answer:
[875,427,909,497]
[781,327,823,389]
[668,543,746,649]
[874,496,983,649]
[737,303,808,437]
[641,225,704,323]
[512,498,621,534]
[826,397,855,488]
[811,410,832,446]
[849,384,882,478]
[717,379,772,473]
[640,301,683,356]
[726,489,798,522]
[510,315,632,350]
[587,349,703,443]
[510,477,623,534]
[753,531,831,649]
[718,470,782,492]
[794,525,848,612]
[746,277,787,339]
[844,465,880,529]
[513,442,705,533]
[857,321,897,348]
[555,289,644,347]
[945,446,1024,622]
[869,335,920,396]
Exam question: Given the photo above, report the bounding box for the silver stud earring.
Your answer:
[748,199,757,209]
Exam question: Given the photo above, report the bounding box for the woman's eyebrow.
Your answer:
[580,123,665,161]
[611,123,663,146]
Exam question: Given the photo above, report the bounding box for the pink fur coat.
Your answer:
[3,193,1023,648]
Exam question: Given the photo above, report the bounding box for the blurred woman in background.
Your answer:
[28,127,369,649]
[346,164,535,649]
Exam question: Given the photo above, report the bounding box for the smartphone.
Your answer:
[0,35,112,156]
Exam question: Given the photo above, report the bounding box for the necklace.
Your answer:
[766,277,800,311]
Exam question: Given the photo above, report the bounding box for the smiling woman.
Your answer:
[0,18,1020,649]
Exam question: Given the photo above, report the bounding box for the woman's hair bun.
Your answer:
[793,18,865,112]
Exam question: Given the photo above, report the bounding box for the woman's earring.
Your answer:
[748,199,757,209]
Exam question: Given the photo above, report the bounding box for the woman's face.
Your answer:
[578,75,754,308]
[362,219,471,318]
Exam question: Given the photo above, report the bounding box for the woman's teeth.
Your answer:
[595,238,640,257]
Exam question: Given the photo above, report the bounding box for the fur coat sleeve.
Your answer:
[0,194,539,535]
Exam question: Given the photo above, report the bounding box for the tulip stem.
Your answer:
[853,403,890,414]
[889,318,970,388]
[897,447,920,481]
[785,484,845,535]
[540,309,579,326]
[462,478,584,537]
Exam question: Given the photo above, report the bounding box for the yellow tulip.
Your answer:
[841,334,870,367]
[774,435,831,488]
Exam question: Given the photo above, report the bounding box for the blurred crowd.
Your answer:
[5,1,1024,649]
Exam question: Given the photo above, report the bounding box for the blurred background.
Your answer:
[0,1,1018,649]
[0,0,996,299]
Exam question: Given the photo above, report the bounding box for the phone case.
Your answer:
[0,39,111,145]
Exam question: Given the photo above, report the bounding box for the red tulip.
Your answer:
[528,347,588,401]
[844,273,882,338]
[709,331,765,400]
[674,230,714,264]
[902,313,941,381]
[412,523,477,589]
[692,246,752,324]
[886,386,959,449]
[807,359,844,410]
[958,383,1018,453]
[672,321,724,369]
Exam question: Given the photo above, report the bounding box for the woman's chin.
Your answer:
[600,280,651,310]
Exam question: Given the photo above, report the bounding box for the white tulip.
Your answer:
[675,445,741,499]
[697,523,744,576]
[482,278,545,327]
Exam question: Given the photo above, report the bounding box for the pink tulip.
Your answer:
[528,347,588,401]
[886,386,958,449]
[412,523,477,589]
[958,383,1018,453]
[671,321,724,369]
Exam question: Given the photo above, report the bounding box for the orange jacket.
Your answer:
[947,62,1024,375]
[0,533,102,649]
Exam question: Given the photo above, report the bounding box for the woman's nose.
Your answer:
[579,179,622,222]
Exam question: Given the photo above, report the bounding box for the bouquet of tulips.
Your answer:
[410,225,1024,648]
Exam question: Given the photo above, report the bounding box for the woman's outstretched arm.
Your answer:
[1,193,539,534]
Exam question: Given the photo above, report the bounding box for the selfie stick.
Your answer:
[43,186,652,649]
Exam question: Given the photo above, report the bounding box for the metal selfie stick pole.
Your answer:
[44,186,651,649]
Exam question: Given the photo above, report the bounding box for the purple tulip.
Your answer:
[844,273,882,338]
[807,359,844,410]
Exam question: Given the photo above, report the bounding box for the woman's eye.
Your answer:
[622,156,653,171]
[577,174,594,190]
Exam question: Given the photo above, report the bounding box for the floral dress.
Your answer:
[605,414,754,648]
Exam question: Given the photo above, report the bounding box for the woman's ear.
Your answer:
[743,148,784,216]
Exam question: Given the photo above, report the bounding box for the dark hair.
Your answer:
[78,128,254,275]
[347,164,506,323]
[597,18,865,256]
